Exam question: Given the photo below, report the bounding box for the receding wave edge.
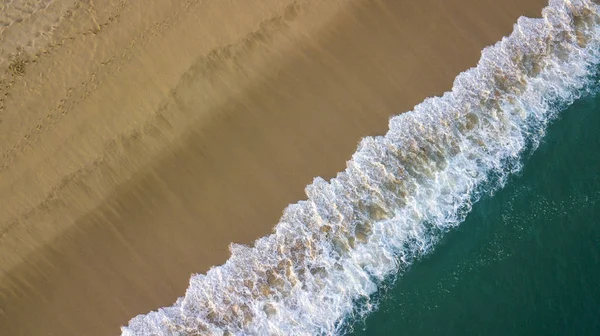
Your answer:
[122,1,600,335]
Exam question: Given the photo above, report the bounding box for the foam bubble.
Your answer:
[122,1,600,335]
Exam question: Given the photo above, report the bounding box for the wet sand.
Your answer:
[0,0,547,334]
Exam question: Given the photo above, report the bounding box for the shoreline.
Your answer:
[0,0,547,334]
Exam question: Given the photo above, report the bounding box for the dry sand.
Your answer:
[0,0,547,334]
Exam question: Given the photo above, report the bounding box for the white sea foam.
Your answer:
[121,1,600,335]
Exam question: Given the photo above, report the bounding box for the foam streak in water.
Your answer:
[122,1,600,334]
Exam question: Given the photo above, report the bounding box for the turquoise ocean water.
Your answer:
[351,88,600,336]
[123,1,600,334]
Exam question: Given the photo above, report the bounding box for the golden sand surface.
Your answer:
[0,0,546,334]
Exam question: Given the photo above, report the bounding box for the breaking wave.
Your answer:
[122,1,600,335]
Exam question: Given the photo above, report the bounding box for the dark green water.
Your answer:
[353,93,600,335]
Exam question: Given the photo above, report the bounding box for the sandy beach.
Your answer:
[0,0,547,334]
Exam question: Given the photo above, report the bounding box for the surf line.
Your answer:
[122,1,600,335]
